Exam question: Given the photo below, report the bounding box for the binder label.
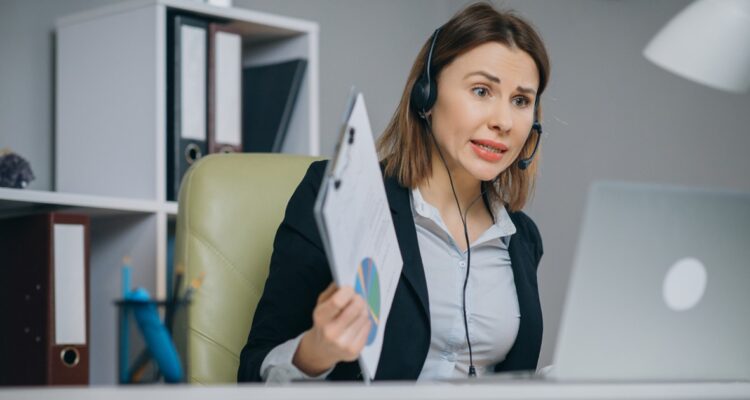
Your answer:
[53,224,87,345]
[180,24,207,141]
[215,31,242,146]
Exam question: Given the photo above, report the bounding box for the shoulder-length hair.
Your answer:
[377,2,551,212]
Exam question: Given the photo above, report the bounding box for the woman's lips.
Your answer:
[470,139,507,162]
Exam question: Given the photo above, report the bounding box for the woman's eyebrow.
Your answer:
[464,71,537,95]
[516,86,537,96]
[464,70,500,83]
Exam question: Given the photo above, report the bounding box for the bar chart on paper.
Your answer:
[355,257,380,345]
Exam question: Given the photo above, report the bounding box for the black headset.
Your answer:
[410,28,544,171]
[408,27,544,378]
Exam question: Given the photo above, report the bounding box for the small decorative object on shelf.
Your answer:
[0,148,35,188]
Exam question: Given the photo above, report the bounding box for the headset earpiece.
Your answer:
[410,28,441,119]
[410,77,436,119]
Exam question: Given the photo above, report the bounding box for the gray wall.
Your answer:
[2,0,749,370]
[0,0,122,191]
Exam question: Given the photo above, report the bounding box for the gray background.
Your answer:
[1,0,749,368]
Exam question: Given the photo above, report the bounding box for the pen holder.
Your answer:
[114,298,190,384]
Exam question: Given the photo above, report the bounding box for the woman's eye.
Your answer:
[472,87,489,97]
[513,96,531,107]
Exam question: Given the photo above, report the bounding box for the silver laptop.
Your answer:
[547,181,750,382]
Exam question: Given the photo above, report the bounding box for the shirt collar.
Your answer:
[410,187,517,241]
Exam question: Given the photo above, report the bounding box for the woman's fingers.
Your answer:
[353,316,373,349]
[340,310,372,361]
[317,282,338,304]
[328,294,367,338]
[313,286,354,327]
[299,284,373,372]
[309,284,373,363]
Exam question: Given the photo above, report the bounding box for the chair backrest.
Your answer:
[173,153,322,384]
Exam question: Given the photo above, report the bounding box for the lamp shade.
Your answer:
[643,0,750,93]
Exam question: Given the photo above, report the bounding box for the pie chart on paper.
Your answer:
[354,257,380,345]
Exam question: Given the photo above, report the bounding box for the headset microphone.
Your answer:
[517,121,543,170]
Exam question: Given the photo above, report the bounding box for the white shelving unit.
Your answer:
[0,0,318,384]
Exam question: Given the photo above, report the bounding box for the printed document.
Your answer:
[314,91,403,382]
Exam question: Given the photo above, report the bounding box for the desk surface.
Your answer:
[2,381,749,400]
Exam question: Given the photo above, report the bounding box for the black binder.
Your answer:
[167,12,209,201]
[242,59,307,153]
[0,213,90,385]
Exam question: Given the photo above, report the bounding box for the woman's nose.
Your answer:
[489,101,513,134]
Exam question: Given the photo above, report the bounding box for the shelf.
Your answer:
[56,0,318,35]
[45,0,319,384]
[0,187,165,219]
[55,0,319,202]
[165,201,178,216]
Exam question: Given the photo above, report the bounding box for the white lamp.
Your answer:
[643,0,750,94]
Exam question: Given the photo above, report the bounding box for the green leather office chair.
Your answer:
[173,153,322,384]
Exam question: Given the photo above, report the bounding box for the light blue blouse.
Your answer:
[411,187,520,379]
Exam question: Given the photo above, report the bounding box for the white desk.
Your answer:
[2,381,749,400]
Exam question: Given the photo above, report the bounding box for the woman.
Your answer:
[238,2,550,382]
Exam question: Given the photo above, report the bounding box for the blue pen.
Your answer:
[128,287,184,383]
[122,257,132,296]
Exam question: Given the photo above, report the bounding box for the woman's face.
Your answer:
[428,41,540,182]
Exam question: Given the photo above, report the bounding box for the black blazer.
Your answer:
[238,160,544,381]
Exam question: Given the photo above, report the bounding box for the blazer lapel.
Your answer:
[496,215,543,371]
[509,236,535,321]
[383,174,430,322]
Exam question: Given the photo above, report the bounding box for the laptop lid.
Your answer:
[553,181,750,382]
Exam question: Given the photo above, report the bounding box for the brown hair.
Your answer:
[377,2,551,212]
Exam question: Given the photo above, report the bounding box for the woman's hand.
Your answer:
[292,283,372,376]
